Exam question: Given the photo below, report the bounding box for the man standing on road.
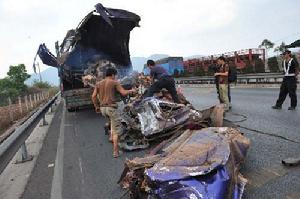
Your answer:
[144,60,180,103]
[92,68,136,158]
[272,50,299,110]
[214,60,233,109]
[214,56,230,111]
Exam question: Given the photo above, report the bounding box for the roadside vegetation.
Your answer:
[0,64,58,136]
[0,64,58,106]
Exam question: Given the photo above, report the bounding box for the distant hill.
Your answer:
[131,54,169,72]
[26,67,59,86]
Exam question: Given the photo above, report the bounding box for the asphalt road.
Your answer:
[22,87,300,199]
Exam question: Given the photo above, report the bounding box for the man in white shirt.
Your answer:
[272,50,299,110]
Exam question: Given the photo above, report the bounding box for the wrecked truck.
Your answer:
[33,3,140,111]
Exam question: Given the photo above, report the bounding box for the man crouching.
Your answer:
[92,68,136,158]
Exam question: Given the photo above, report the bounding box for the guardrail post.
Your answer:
[15,143,33,164]
[49,104,54,113]
[40,115,48,126]
[48,103,55,113]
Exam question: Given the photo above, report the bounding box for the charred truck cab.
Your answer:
[34,3,140,111]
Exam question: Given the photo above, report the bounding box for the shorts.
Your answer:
[100,107,123,135]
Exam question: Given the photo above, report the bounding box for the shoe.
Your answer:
[272,105,282,109]
[288,107,296,110]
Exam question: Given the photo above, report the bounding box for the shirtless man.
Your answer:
[92,68,136,158]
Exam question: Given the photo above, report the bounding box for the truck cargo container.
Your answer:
[143,57,184,76]
[34,3,140,111]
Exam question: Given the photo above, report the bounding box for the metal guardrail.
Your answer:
[176,73,299,85]
[176,73,282,80]
[0,92,60,174]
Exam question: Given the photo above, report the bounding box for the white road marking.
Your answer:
[78,157,85,185]
[78,157,83,174]
[50,104,66,199]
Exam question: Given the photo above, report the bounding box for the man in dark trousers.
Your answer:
[144,60,180,103]
[272,50,299,110]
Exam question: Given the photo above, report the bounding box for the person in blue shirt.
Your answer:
[144,60,180,103]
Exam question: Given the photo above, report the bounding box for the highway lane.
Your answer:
[183,87,300,199]
[22,87,300,199]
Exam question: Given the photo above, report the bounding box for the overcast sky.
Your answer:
[0,0,299,77]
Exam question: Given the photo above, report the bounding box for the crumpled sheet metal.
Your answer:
[151,167,230,199]
[118,97,224,151]
[120,127,250,199]
[152,169,248,199]
[146,128,231,182]
[146,127,250,199]
[136,98,202,137]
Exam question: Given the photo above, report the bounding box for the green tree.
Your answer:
[274,42,286,53]
[7,64,30,92]
[259,39,274,50]
[0,78,18,106]
[259,39,275,72]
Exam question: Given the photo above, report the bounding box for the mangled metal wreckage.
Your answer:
[118,98,224,150]
[119,127,250,199]
[117,98,250,199]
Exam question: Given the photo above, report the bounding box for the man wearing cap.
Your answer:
[272,50,299,110]
[144,60,180,103]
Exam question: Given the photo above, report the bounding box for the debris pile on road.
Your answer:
[119,127,250,199]
[114,79,250,198]
[118,98,224,151]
